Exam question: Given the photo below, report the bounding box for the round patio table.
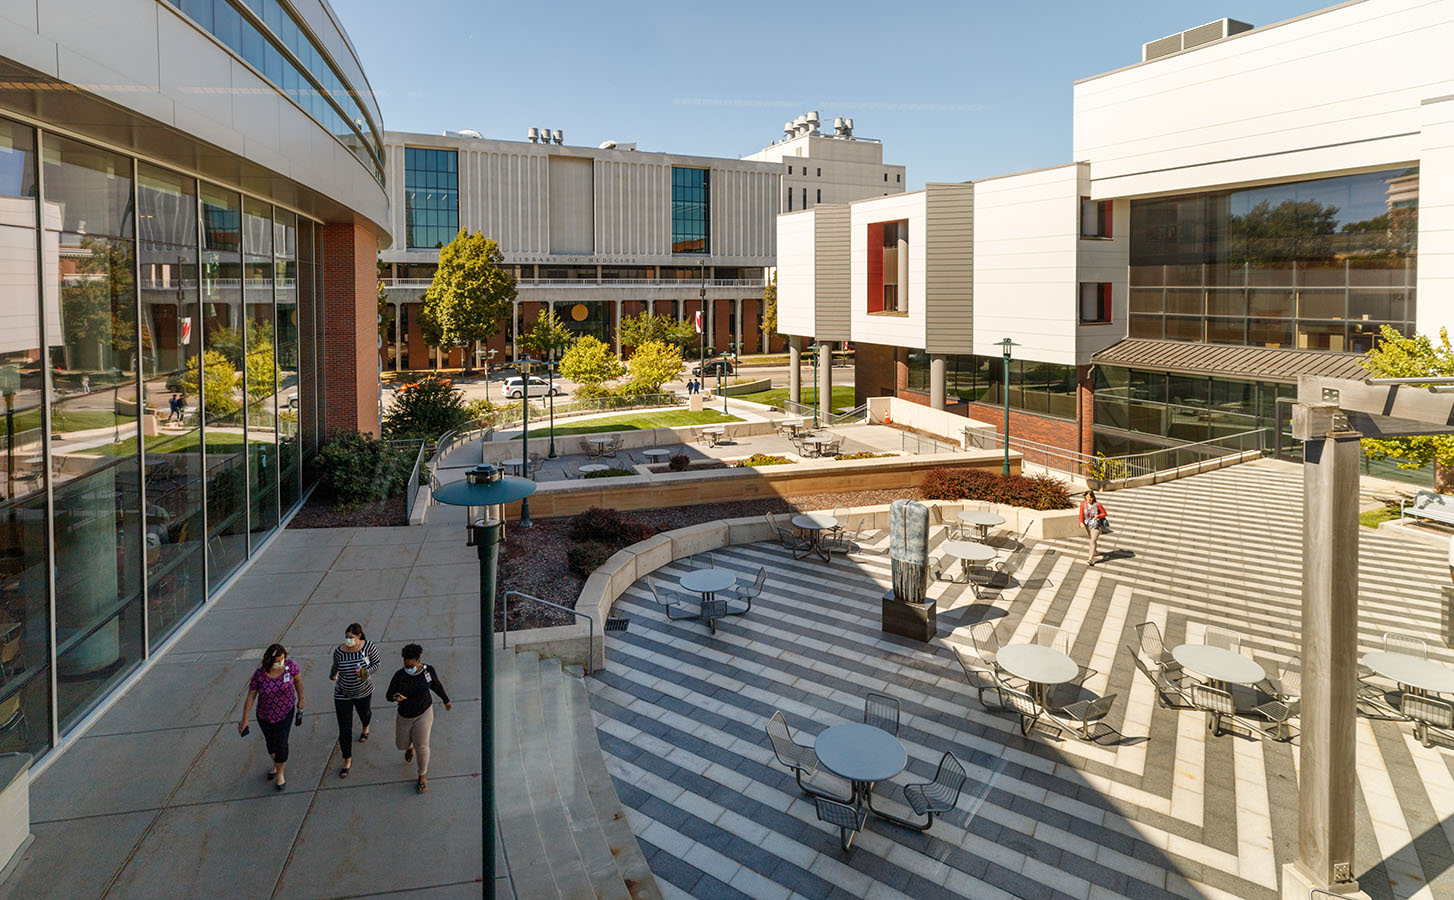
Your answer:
[939,539,997,585]
[800,435,829,457]
[792,513,839,562]
[1362,651,1454,696]
[586,436,613,446]
[1172,644,1266,687]
[502,457,525,476]
[815,722,907,801]
[642,449,672,461]
[997,644,1079,706]
[579,463,609,473]
[679,568,737,604]
[957,509,1005,540]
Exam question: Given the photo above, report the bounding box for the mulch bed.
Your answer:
[497,487,919,631]
[288,493,408,529]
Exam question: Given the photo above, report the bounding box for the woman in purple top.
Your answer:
[239,643,305,791]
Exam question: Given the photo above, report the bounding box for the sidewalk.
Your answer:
[1,523,495,900]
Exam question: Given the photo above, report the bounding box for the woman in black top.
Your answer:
[329,622,381,778]
[387,643,451,794]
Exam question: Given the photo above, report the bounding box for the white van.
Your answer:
[502,376,562,400]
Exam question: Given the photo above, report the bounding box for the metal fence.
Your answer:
[384,438,429,513]
[899,430,963,455]
[483,392,679,430]
[826,403,868,426]
[963,427,1269,484]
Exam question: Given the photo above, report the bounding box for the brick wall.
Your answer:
[852,343,899,407]
[320,223,380,437]
[1077,365,1094,455]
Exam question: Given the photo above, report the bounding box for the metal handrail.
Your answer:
[826,403,868,426]
[964,427,1269,483]
[502,590,596,674]
[382,277,766,290]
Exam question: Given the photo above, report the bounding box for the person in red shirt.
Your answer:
[1079,490,1110,566]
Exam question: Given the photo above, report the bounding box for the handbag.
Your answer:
[1096,516,1111,533]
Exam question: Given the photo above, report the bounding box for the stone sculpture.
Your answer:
[884,498,935,640]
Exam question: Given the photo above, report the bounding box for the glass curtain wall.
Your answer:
[1128,168,1417,351]
[403,148,458,250]
[0,115,323,754]
[200,185,247,583]
[1092,365,1288,454]
[43,135,145,729]
[242,198,277,543]
[138,164,205,644]
[0,119,51,757]
[671,167,710,254]
[904,351,1077,420]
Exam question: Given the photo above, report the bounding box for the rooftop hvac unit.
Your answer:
[527,127,539,143]
[552,129,564,144]
[1142,17,1253,61]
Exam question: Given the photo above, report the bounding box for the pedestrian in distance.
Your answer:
[330,622,381,778]
[387,643,451,794]
[238,643,304,791]
[1080,490,1111,566]
[167,392,182,422]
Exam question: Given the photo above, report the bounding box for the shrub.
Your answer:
[317,430,415,507]
[919,467,1072,510]
[383,379,474,440]
[667,453,691,472]
[569,506,624,542]
[736,453,792,468]
[833,451,896,461]
[584,467,634,479]
[567,541,616,577]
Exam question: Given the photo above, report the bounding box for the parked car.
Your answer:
[692,359,736,377]
[502,376,562,399]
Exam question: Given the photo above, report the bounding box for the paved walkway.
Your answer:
[3,524,493,900]
[594,460,1454,900]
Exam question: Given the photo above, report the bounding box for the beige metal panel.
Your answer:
[548,156,593,255]
[924,182,974,355]
[812,204,851,340]
[43,0,160,95]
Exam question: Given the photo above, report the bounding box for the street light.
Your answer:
[996,338,1020,475]
[545,358,558,459]
[717,350,732,415]
[431,464,536,899]
[804,343,820,429]
[698,262,707,383]
[515,355,539,527]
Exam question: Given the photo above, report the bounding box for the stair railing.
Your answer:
[502,590,597,674]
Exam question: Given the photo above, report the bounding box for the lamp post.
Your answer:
[698,262,707,384]
[110,367,122,443]
[996,338,1019,475]
[546,357,558,459]
[431,464,536,899]
[515,355,538,527]
[805,343,819,429]
[717,351,730,415]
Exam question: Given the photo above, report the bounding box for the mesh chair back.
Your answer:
[815,797,861,829]
[1203,625,1241,653]
[765,710,814,770]
[1385,632,1429,659]
[1033,624,1071,655]
[1191,684,1235,715]
[909,751,967,815]
[969,621,1001,663]
[765,512,780,532]
[1002,688,1041,718]
[747,567,767,597]
[1403,694,1454,729]
[1135,622,1168,662]
[1278,656,1302,698]
[703,598,728,621]
[645,576,666,606]
[864,692,900,735]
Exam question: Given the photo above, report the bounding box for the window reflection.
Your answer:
[42,134,144,729]
[274,209,299,512]
[200,184,247,584]
[243,197,276,542]
[903,352,1078,421]
[671,167,710,254]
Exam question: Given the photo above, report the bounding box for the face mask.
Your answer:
[272,658,286,672]
[405,665,421,676]
[344,637,358,649]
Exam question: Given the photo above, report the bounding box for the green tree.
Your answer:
[418,231,516,367]
[618,311,697,353]
[1360,325,1454,491]
[558,335,624,394]
[183,349,240,419]
[246,343,276,404]
[382,379,474,440]
[522,308,577,361]
[759,272,777,343]
[622,340,682,395]
[60,236,137,370]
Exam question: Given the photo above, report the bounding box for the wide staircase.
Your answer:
[496,650,663,900]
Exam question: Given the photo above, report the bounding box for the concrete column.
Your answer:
[734,298,743,355]
[393,302,403,372]
[613,300,622,357]
[510,301,520,361]
[896,227,909,311]
[1282,412,1368,900]
[761,320,769,354]
[929,354,947,410]
[705,297,714,351]
[817,341,833,422]
[788,337,801,405]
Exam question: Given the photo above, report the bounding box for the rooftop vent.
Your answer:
[598,140,636,151]
[444,129,482,139]
[1142,17,1253,61]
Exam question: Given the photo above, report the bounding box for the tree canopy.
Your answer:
[618,311,697,353]
[759,272,777,341]
[521,308,577,360]
[1360,325,1454,490]
[622,340,682,395]
[418,231,516,350]
[558,335,624,393]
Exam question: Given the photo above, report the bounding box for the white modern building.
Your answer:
[777,0,1447,473]
[744,111,907,211]
[378,117,905,369]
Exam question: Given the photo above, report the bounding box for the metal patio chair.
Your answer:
[815,797,867,853]
[864,692,901,736]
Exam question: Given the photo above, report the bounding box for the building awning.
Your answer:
[1091,339,1369,383]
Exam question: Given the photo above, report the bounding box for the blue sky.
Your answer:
[341,0,1326,187]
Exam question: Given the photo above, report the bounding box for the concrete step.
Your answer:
[564,672,665,900]
[516,654,598,900]
[540,659,634,900]
[494,650,559,900]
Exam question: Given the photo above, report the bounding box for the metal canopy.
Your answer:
[1093,339,1370,382]
[432,465,538,507]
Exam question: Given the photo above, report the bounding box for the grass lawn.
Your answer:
[11,408,133,434]
[515,409,739,439]
[734,385,856,412]
[91,430,248,457]
[1359,506,1401,529]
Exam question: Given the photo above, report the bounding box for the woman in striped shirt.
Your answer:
[329,622,381,778]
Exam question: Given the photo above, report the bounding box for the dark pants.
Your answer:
[334,694,373,760]
[258,712,293,764]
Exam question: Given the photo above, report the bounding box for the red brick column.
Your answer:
[1077,364,1095,459]
[320,223,380,438]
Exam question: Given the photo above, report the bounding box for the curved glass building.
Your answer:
[0,0,390,759]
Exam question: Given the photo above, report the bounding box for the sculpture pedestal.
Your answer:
[1281,863,1368,900]
[882,590,936,642]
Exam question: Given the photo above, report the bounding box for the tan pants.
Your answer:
[395,705,435,777]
